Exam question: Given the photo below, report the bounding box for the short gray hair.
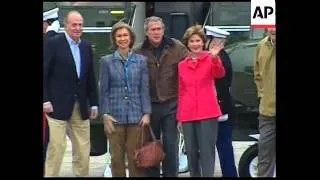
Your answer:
[143,16,165,33]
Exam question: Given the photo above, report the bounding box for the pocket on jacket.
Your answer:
[109,98,119,113]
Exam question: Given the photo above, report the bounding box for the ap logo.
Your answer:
[251,0,276,28]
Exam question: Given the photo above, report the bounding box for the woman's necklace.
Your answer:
[191,54,197,62]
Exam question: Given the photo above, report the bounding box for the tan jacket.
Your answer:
[253,36,276,117]
[134,37,188,103]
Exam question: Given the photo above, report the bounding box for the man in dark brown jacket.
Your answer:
[134,16,188,177]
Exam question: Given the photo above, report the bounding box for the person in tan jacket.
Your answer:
[253,27,276,177]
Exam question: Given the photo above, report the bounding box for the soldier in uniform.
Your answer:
[205,26,238,177]
[43,8,60,39]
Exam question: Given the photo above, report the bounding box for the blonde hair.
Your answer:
[182,25,206,47]
[110,21,136,49]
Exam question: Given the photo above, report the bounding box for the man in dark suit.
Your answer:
[42,7,60,165]
[43,10,99,177]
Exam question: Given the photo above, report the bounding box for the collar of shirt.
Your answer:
[264,36,275,48]
[113,50,136,63]
[64,32,81,46]
[270,39,275,46]
[153,40,165,51]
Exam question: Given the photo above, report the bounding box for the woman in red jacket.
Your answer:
[176,25,225,177]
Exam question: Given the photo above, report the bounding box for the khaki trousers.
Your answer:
[107,125,144,177]
[45,102,90,177]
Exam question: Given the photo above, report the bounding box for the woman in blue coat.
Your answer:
[99,22,151,177]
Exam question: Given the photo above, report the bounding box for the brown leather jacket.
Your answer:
[134,37,188,103]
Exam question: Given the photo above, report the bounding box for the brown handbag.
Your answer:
[133,125,165,168]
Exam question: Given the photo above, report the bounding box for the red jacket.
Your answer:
[177,51,225,122]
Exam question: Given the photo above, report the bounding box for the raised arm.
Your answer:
[211,56,225,79]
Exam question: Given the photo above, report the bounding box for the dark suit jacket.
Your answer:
[43,30,58,50]
[43,33,98,120]
[44,30,58,40]
[215,49,237,124]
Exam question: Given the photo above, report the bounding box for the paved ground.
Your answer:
[57,138,255,177]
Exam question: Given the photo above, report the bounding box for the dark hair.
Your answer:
[45,18,58,25]
[110,21,136,49]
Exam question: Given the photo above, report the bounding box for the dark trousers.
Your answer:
[182,118,218,177]
[216,121,238,177]
[145,99,179,177]
[257,115,276,177]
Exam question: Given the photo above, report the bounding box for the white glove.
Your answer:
[46,20,60,33]
[218,114,228,122]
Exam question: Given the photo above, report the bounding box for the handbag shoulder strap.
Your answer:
[140,125,157,147]
[148,125,156,141]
